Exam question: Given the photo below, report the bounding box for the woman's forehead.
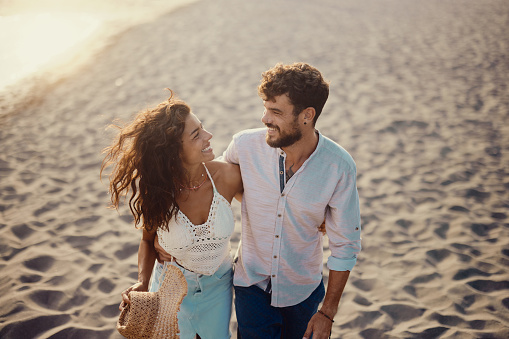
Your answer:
[183,113,201,135]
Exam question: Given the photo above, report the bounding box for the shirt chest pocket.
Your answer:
[286,183,331,225]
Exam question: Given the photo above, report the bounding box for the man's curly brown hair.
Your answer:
[258,62,329,125]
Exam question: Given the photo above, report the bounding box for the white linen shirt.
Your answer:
[222,128,361,307]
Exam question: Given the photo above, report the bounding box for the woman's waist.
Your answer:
[168,252,232,276]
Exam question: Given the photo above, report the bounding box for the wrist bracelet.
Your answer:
[317,309,334,323]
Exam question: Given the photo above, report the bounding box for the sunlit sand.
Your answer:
[0,13,101,90]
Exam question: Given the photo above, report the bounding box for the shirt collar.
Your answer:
[278,130,323,169]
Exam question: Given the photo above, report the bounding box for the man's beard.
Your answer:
[265,120,303,148]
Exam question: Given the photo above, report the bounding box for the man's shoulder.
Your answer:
[318,133,356,171]
[233,128,266,141]
[232,128,267,148]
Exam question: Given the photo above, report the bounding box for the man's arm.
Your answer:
[304,165,361,338]
[303,270,350,339]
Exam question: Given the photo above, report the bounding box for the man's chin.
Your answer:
[266,136,281,148]
[265,134,278,148]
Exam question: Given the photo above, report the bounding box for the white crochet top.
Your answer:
[157,164,234,275]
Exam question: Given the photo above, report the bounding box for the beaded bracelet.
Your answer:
[317,310,334,323]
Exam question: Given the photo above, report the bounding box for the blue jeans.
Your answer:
[234,280,325,339]
[150,258,233,339]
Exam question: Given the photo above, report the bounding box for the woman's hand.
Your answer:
[119,282,148,311]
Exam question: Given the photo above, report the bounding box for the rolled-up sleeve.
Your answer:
[221,134,240,164]
[326,165,361,271]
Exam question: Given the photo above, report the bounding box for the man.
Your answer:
[222,62,361,339]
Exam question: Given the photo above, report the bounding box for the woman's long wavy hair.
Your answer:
[101,90,190,232]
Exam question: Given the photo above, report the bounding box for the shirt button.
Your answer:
[274,255,277,258]
[275,235,279,238]
[278,214,281,217]
[281,193,285,197]
[272,274,276,277]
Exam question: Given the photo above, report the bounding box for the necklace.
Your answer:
[179,173,206,191]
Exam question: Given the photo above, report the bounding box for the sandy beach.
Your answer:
[1,0,509,338]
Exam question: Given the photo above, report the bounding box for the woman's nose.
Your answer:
[205,129,213,140]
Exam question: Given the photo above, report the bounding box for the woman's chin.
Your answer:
[203,151,215,161]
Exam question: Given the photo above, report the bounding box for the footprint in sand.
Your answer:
[470,223,498,237]
[426,249,451,264]
[114,243,139,260]
[0,314,71,339]
[449,205,470,213]
[429,312,464,327]
[29,289,88,311]
[48,327,113,338]
[19,274,42,283]
[410,272,441,284]
[433,222,449,239]
[11,223,34,240]
[23,255,55,272]
[342,310,382,329]
[360,328,385,339]
[467,280,509,293]
[452,268,491,280]
[33,201,60,217]
[98,278,115,293]
[405,327,448,338]
[464,188,490,202]
[502,298,509,310]
[380,304,426,324]
[491,212,507,220]
[100,304,120,318]
[352,278,377,292]
[353,294,372,306]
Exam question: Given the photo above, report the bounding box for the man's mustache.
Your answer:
[265,124,279,131]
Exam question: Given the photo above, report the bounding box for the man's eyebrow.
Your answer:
[267,107,284,113]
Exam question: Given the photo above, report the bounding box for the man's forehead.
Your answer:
[264,94,292,108]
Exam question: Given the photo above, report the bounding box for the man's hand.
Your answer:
[302,310,333,339]
[154,235,173,263]
[318,219,326,235]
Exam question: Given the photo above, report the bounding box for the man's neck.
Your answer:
[282,129,319,167]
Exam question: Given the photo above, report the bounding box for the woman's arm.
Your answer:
[120,228,157,309]
[137,228,157,288]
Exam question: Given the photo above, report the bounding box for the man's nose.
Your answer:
[261,110,270,125]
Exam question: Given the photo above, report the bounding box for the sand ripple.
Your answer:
[1,0,509,338]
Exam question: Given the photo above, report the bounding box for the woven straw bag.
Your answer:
[117,264,188,338]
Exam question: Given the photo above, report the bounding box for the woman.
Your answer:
[101,90,242,339]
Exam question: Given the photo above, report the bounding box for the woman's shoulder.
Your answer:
[204,160,242,200]
[205,160,239,176]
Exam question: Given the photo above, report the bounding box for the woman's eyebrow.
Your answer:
[190,124,202,137]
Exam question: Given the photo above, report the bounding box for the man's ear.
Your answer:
[302,107,316,125]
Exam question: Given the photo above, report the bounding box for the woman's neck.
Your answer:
[183,162,205,185]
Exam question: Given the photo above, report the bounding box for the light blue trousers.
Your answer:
[149,257,233,339]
